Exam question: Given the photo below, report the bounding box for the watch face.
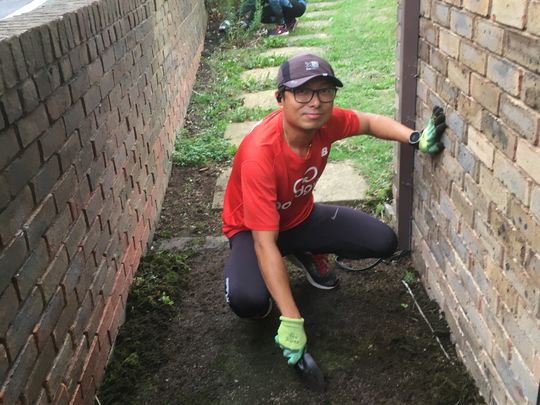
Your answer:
[409,131,421,144]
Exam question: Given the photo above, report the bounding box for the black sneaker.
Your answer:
[289,253,338,290]
[268,24,289,36]
[286,18,298,32]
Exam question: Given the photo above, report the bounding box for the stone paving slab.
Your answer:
[259,46,324,58]
[287,33,329,45]
[299,20,331,29]
[310,0,340,7]
[240,66,279,83]
[224,121,259,145]
[305,10,337,18]
[212,161,367,209]
[157,235,228,252]
[242,89,279,109]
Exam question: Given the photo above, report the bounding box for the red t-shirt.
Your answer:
[221,107,360,238]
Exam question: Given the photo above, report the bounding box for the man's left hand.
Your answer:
[419,106,447,154]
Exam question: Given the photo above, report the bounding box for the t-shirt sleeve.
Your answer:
[325,107,361,142]
[241,159,280,231]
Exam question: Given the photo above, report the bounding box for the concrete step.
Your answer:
[299,20,332,30]
[305,10,337,19]
[212,160,367,209]
[241,89,278,109]
[259,46,325,58]
[287,33,329,45]
[224,121,259,145]
[240,66,279,83]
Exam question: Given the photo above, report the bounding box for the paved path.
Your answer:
[211,0,367,212]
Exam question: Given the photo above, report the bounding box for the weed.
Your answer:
[173,130,234,166]
[97,250,191,404]
[403,270,417,285]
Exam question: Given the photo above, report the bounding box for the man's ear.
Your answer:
[275,90,282,104]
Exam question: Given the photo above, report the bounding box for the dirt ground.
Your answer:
[126,164,484,405]
[98,9,485,405]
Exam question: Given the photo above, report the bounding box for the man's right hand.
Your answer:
[274,316,307,365]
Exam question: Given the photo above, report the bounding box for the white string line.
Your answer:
[401,279,452,361]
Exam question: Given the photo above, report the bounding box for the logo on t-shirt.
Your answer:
[293,166,318,197]
[321,147,328,157]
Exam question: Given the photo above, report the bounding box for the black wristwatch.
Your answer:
[408,130,421,147]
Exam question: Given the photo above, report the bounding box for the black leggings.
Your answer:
[223,204,398,318]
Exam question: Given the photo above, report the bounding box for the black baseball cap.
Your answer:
[277,53,343,89]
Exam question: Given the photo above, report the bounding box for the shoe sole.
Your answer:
[303,269,339,290]
[287,255,338,290]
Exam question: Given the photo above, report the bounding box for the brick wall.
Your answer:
[396,1,539,404]
[0,0,207,403]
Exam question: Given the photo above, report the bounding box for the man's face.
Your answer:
[279,77,336,133]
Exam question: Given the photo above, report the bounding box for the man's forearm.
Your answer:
[253,235,301,318]
[355,111,412,143]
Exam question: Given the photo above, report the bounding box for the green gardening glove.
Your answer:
[274,316,307,365]
[419,106,447,154]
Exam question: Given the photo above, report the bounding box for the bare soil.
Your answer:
[130,163,484,405]
[98,8,485,405]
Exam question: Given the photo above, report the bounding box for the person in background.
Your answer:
[263,0,307,35]
[220,53,446,369]
[219,0,307,35]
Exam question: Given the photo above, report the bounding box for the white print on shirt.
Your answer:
[321,147,328,157]
[276,166,319,210]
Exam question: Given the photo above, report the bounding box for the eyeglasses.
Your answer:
[285,87,337,103]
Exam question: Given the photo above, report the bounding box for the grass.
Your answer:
[175,0,398,203]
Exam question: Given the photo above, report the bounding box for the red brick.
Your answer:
[0,127,21,172]
[43,205,71,256]
[46,85,72,122]
[24,337,56,404]
[0,337,38,404]
[14,239,49,301]
[0,284,18,337]
[38,247,69,303]
[1,87,23,125]
[33,288,65,351]
[74,253,97,302]
[5,287,43,360]
[39,118,67,162]
[82,85,101,116]
[19,77,40,113]
[52,166,78,214]
[0,231,29,293]
[78,337,98,401]
[70,291,93,342]
[4,141,42,197]
[44,335,72,401]
[52,383,69,405]
[0,40,18,88]
[62,100,85,136]
[0,343,8,384]
[51,292,78,349]
[84,293,104,342]
[63,336,88,398]
[68,45,89,74]
[69,383,84,405]
[19,28,46,75]
[30,155,62,205]
[80,219,102,262]
[33,64,62,102]
[107,294,125,347]
[17,104,50,148]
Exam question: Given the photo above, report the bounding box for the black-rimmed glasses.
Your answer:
[286,87,337,103]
